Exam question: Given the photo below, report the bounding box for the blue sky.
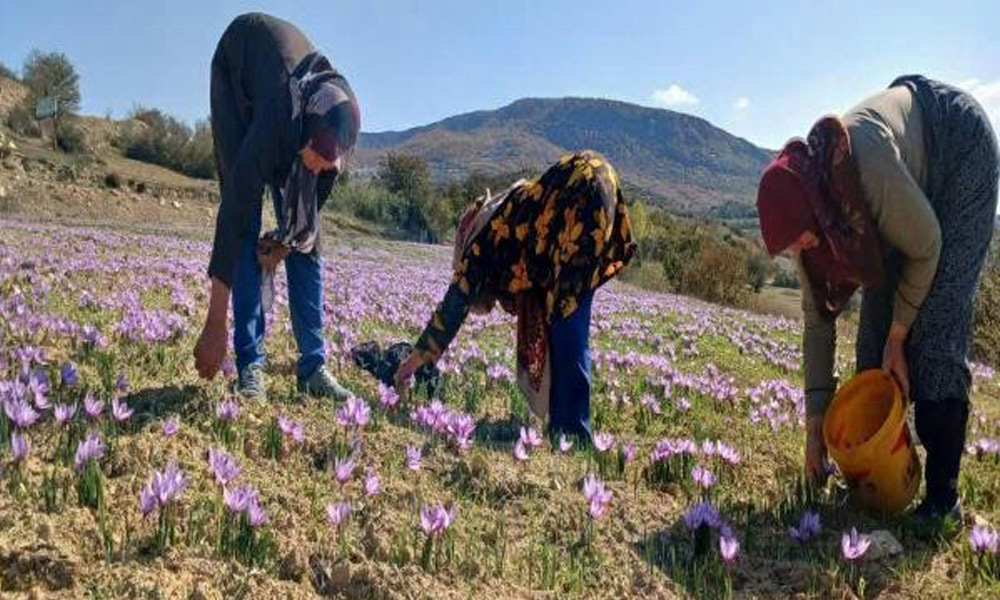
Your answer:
[1,1,998,149]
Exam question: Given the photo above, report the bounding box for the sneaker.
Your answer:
[297,365,352,402]
[237,364,267,400]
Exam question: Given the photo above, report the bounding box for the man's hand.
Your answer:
[394,350,425,395]
[194,277,230,379]
[256,239,290,274]
[805,416,829,487]
[882,322,910,400]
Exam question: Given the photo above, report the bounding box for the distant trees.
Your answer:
[22,50,81,114]
[0,61,17,81]
[117,107,215,179]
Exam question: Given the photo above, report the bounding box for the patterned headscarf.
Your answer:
[757,117,884,318]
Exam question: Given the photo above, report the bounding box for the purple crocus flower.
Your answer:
[139,485,158,516]
[969,525,999,554]
[74,432,105,470]
[420,504,456,535]
[208,448,240,486]
[224,485,255,514]
[365,468,381,496]
[5,398,39,429]
[10,432,29,462]
[583,475,612,519]
[336,397,371,429]
[277,415,305,443]
[788,511,822,543]
[513,440,529,462]
[684,501,722,530]
[334,455,356,484]
[221,359,236,379]
[719,532,740,563]
[83,393,104,419]
[519,427,543,449]
[216,399,239,422]
[691,465,716,489]
[246,495,268,528]
[841,528,871,561]
[326,501,352,528]
[558,434,574,453]
[620,441,636,463]
[378,384,399,410]
[406,445,422,471]
[593,431,615,453]
[54,403,77,425]
[162,418,180,437]
[60,362,79,387]
[151,461,187,505]
[115,373,129,393]
[111,397,133,422]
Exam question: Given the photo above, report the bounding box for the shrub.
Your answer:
[55,116,87,154]
[745,252,773,294]
[772,269,800,289]
[0,61,17,81]
[679,239,750,306]
[6,100,40,137]
[118,108,215,179]
[104,172,122,189]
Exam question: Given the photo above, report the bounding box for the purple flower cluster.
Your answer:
[411,401,476,452]
[788,511,822,543]
[840,527,871,561]
[513,426,543,462]
[215,399,240,422]
[326,501,352,528]
[207,447,240,486]
[582,475,612,519]
[74,431,105,470]
[277,415,305,443]
[336,397,371,429]
[420,503,457,535]
[967,438,1000,459]
[969,524,999,554]
[747,380,805,431]
[224,484,268,528]
[377,383,399,411]
[139,462,187,516]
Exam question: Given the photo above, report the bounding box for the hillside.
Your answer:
[358,97,774,214]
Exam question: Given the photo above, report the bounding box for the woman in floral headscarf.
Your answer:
[395,151,636,444]
[757,76,998,519]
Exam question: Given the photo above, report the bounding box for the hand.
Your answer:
[882,323,910,399]
[194,277,230,379]
[804,416,829,487]
[194,319,227,379]
[394,351,424,395]
[256,239,290,274]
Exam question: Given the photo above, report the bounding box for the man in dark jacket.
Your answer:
[194,13,360,402]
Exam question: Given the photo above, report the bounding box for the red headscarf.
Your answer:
[757,117,884,318]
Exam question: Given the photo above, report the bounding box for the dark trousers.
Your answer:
[548,291,594,442]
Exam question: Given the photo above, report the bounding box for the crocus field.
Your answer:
[1,218,1000,599]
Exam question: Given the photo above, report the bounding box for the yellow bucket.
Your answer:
[823,369,921,514]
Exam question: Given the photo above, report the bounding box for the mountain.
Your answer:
[356,97,773,214]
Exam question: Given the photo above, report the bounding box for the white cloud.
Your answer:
[959,78,1000,131]
[651,84,700,108]
[734,96,750,110]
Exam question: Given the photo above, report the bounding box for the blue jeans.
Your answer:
[548,290,594,442]
[231,193,325,382]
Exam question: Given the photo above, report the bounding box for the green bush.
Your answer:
[55,116,87,154]
[5,100,40,137]
[119,108,215,179]
[679,239,750,306]
[772,269,800,289]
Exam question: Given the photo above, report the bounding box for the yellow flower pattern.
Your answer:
[414,150,637,361]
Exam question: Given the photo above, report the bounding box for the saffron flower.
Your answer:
[74,432,105,470]
[513,440,529,462]
[5,398,39,428]
[365,468,381,496]
[140,462,187,515]
[83,393,104,419]
[277,415,305,443]
[620,441,637,463]
[841,528,871,561]
[969,524,999,554]
[139,485,158,516]
[221,358,236,379]
[719,532,740,563]
[420,504,456,535]
[519,427,543,449]
[216,399,239,422]
[336,397,371,429]
[111,397,133,422]
[582,475,613,519]
[207,448,240,486]
[378,383,399,410]
[593,431,615,453]
[246,495,268,529]
[406,445,423,471]
[162,418,180,437]
[788,511,822,543]
[334,455,357,484]
[558,434,574,453]
[684,502,722,531]
[11,432,29,462]
[691,465,716,489]
[54,403,77,425]
[326,501,352,528]
[224,485,255,514]
[60,361,79,387]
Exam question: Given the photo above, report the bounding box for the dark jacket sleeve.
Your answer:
[207,107,280,287]
[414,245,489,362]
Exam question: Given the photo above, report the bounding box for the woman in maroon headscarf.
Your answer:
[757,75,998,519]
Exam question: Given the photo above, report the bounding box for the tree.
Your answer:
[22,50,80,114]
[745,252,774,294]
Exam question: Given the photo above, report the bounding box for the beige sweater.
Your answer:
[802,86,943,418]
